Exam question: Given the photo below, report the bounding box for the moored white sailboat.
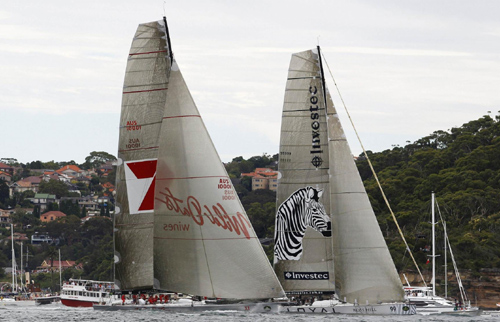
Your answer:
[405,193,480,316]
[274,47,415,315]
[94,16,285,313]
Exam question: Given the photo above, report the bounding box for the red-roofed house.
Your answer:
[56,165,83,178]
[98,161,114,175]
[0,162,14,175]
[0,209,11,227]
[9,180,34,197]
[0,170,12,182]
[40,211,67,223]
[38,259,82,272]
[241,168,278,191]
[7,232,29,242]
[102,182,115,194]
[102,182,114,189]
[22,176,42,186]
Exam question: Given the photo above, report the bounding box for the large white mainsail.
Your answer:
[114,20,171,290]
[274,49,335,295]
[275,47,404,304]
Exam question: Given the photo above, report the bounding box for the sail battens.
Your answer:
[124,82,168,89]
[156,175,228,180]
[278,169,330,173]
[279,144,328,148]
[287,76,316,80]
[129,50,168,56]
[153,236,259,240]
[118,146,159,153]
[162,115,201,120]
[123,87,168,94]
[119,121,162,129]
[290,54,318,64]
[331,191,368,195]
[116,222,154,227]
[282,108,326,112]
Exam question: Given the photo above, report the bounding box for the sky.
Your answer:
[1,1,499,164]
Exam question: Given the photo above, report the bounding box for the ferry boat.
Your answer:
[61,279,115,307]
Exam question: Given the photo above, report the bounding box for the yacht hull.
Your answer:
[93,302,280,313]
[280,303,416,315]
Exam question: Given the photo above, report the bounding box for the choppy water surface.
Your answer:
[0,304,498,322]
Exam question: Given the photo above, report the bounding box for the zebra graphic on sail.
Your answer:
[274,186,331,261]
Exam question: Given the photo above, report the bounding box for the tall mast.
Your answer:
[317,45,336,295]
[20,242,23,291]
[59,249,62,293]
[163,16,174,65]
[11,224,15,292]
[431,192,436,297]
[444,220,447,297]
[316,46,328,109]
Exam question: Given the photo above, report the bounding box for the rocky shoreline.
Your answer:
[401,269,500,309]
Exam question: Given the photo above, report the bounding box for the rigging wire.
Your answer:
[435,199,469,304]
[321,51,427,287]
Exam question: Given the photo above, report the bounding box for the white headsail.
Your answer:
[152,33,284,301]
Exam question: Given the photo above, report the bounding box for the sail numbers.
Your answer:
[217,178,231,189]
[280,151,291,163]
[218,178,236,200]
[126,120,142,131]
[126,138,140,149]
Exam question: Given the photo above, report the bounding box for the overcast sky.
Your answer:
[2,1,498,164]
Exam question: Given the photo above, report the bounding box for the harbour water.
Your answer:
[0,304,498,322]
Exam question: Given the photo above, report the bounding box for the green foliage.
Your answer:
[39,179,70,199]
[357,114,500,274]
[27,160,44,169]
[0,250,8,278]
[10,209,40,230]
[20,190,35,207]
[106,168,116,186]
[4,113,500,286]
[0,181,9,204]
[83,151,116,170]
[224,154,275,178]
[246,202,276,238]
[2,215,113,285]
[60,200,81,217]
[33,205,41,218]
[81,234,113,281]
[241,189,276,208]
[81,207,87,218]
[240,176,252,191]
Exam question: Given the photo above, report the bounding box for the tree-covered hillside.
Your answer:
[3,114,499,289]
[357,114,500,273]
